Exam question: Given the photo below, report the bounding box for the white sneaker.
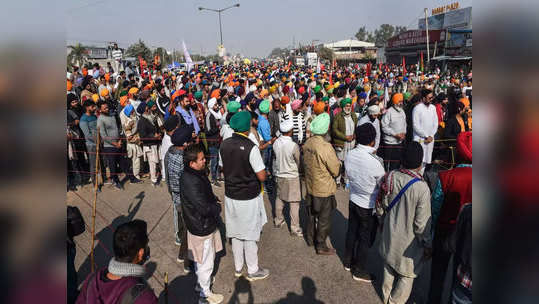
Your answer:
[199,292,224,304]
[246,268,270,281]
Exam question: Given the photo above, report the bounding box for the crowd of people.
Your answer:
[67,59,472,304]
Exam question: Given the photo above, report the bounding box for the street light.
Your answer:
[198,3,240,46]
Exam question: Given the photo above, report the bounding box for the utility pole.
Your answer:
[425,8,430,63]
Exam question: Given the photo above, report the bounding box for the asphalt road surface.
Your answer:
[68,178,431,304]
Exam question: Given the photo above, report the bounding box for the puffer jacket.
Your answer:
[180,166,221,236]
[302,135,341,197]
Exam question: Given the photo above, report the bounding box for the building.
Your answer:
[385,6,472,66]
[323,39,377,63]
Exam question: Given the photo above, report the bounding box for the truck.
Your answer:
[305,52,318,67]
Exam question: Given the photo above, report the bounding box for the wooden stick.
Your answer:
[90,126,100,273]
[164,272,169,304]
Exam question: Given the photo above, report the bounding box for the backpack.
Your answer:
[85,271,150,304]
[67,206,85,238]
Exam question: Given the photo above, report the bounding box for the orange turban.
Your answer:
[260,89,268,98]
[82,68,88,76]
[281,96,290,104]
[391,93,404,105]
[128,87,139,96]
[210,89,220,99]
[91,94,99,103]
[459,97,470,108]
[67,80,72,91]
[104,73,110,81]
[313,101,326,115]
[120,95,128,107]
[100,88,109,97]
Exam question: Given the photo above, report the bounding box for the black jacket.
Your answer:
[137,116,161,146]
[205,112,220,147]
[180,166,221,236]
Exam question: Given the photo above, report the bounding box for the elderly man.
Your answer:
[381,93,407,171]
[219,111,270,281]
[376,142,432,304]
[358,105,381,150]
[303,113,341,255]
[119,104,143,183]
[206,97,223,186]
[412,88,438,167]
[272,119,302,237]
[332,98,358,187]
[343,123,385,282]
[136,102,162,187]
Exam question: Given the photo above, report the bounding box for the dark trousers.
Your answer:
[102,146,126,183]
[86,145,106,185]
[343,202,375,275]
[383,143,403,171]
[208,146,219,181]
[429,229,452,304]
[305,194,336,250]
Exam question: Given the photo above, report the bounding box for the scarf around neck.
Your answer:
[108,258,146,278]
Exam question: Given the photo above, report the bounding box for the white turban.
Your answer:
[367,105,380,115]
[249,85,257,92]
[208,97,217,109]
[279,119,294,133]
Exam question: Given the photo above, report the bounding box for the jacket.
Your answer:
[137,116,161,146]
[303,135,341,197]
[180,166,221,236]
[76,267,157,304]
[205,112,220,147]
[381,106,407,145]
[273,135,300,179]
[97,114,120,148]
[332,111,358,148]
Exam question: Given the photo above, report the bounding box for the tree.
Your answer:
[126,39,152,61]
[374,24,397,47]
[395,26,408,35]
[67,43,88,67]
[269,47,284,58]
[355,26,368,41]
[318,47,334,61]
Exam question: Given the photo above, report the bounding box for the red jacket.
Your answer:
[437,166,472,233]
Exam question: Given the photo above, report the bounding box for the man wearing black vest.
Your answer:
[219,111,270,282]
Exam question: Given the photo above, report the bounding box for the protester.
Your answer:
[376,142,432,304]
[119,104,143,183]
[76,220,157,304]
[136,102,162,186]
[205,98,223,186]
[160,115,179,182]
[290,99,307,145]
[219,111,270,281]
[97,101,125,190]
[165,126,194,269]
[180,144,224,304]
[412,88,438,167]
[272,119,302,237]
[380,93,407,171]
[343,123,385,282]
[358,105,381,150]
[332,98,358,187]
[303,113,341,255]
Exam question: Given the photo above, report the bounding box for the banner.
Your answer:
[182,40,194,72]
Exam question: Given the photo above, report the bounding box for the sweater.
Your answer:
[97,114,120,148]
[332,111,358,148]
[381,106,407,145]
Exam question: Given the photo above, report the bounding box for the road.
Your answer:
[68,179,431,304]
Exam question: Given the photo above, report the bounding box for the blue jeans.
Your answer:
[209,146,219,181]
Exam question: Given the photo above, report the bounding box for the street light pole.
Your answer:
[199,3,240,47]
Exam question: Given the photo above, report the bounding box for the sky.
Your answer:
[66,0,472,58]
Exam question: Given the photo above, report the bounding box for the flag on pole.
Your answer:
[366,62,371,77]
[182,40,194,72]
[316,58,321,73]
[420,52,424,72]
[402,56,406,75]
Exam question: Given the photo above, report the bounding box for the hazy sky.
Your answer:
[66,0,472,58]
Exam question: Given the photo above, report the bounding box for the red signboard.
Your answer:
[387,30,446,48]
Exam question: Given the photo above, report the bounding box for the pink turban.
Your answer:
[291,99,303,111]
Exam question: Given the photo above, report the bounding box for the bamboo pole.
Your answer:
[90,126,100,273]
[164,272,169,304]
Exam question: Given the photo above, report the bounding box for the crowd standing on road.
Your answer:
[67,59,472,304]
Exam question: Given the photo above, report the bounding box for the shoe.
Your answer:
[234,270,242,278]
[199,292,224,304]
[352,271,373,283]
[291,229,303,237]
[273,220,285,228]
[175,239,181,246]
[130,177,143,184]
[316,248,336,255]
[246,268,270,282]
[104,179,113,185]
[152,181,159,187]
[114,182,123,190]
[183,263,193,274]
[343,264,351,272]
[177,251,184,263]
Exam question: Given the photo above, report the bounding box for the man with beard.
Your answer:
[412,88,438,167]
[97,101,125,190]
[175,90,200,135]
[136,102,162,187]
[290,99,307,146]
[381,93,407,171]
[357,105,381,151]
[268,98,281,138]
[80,101,105,191]
[206,97,223,186]
[445,98,472,140]
[332,98,358,188]
[156,84,170,116]
[119,104,143,183]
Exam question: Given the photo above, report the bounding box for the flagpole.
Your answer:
[425,8,430,64]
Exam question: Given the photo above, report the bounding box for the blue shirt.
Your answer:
[257,115,272,142]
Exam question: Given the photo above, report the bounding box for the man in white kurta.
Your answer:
[412,90,438,164]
